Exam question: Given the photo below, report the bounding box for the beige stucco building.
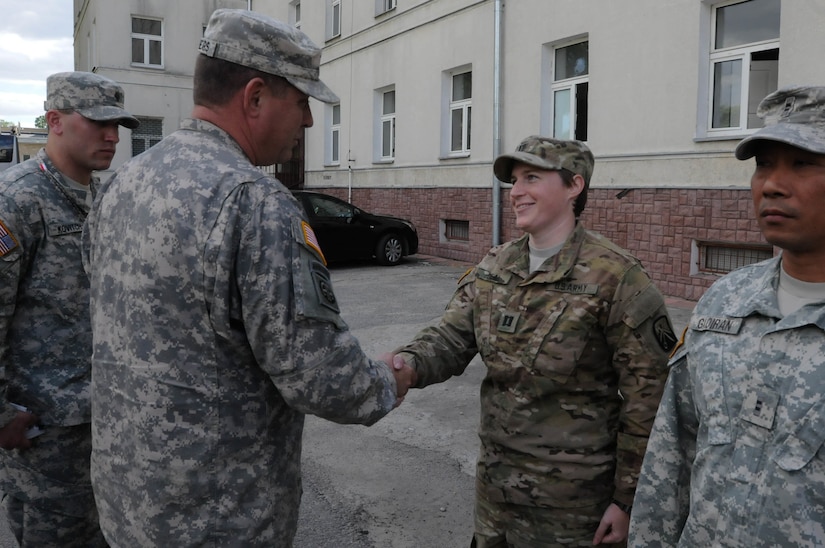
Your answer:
[73,0,825,299]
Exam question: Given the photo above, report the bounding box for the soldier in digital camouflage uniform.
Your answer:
[0,72,139,547]
[81,9,415,547]
[628,87,825,547]
[393,136,676,547]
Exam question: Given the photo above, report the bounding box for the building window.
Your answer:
[551,40,588,141]
[328,104,341,166]
[131,17,163,68]
[442,220,470,243]
[449,70,472,155]
[291,1,301,29]
[380,89,396,161]
[376,0,396,16]
[708,0,780,135]
[327,0,341,39]
[695,241,773,274]
[132,117,163,157]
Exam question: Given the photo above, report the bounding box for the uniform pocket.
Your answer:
[772,399,825,471]
[524,300,589,384]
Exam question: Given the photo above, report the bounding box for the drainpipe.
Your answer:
[247,0,252,10]
[491,0,503,246]
[347,152,354,203]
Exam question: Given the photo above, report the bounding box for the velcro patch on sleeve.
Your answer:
[300,221,327,265]
[0,219,19,257]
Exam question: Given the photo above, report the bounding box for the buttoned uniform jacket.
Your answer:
[82,119,398,546]
[0,148,99,505]
[398,223,674,511]
[629,256,825,547]
[0,149,93,428]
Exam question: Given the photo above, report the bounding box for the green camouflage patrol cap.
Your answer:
[735,85,825,160]
[198,9,339,104]
[44,71,139,129]
[493,136,595,184]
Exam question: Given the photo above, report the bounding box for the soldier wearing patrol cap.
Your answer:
[391,136,675,547]
[0,71,137,547]
[630,85,825,547]
[82,9,415,546]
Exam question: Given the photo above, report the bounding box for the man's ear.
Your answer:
[45,110,63,135]
[242,77,268,117]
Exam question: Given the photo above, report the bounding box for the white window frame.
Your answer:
[375,0,397,16]
[327,0,341,40]
[375,88,396,162]
[131,16,163,69]
[290,1,301,29]
[542,38,588,141]
[698,0,780,139]
[327,104,341,166]
[442,68,472,157]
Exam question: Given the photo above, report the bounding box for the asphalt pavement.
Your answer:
[0,255,695,548]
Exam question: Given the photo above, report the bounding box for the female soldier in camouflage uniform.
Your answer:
[394,136,675,547]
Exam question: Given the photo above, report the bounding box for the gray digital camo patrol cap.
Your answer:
[735,85,825,160]
[198,9,339,104]
[494,136,595,184]
[44,71,139,129]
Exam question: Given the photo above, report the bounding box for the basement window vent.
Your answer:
[444,220,470,242]
[697,241,773,274]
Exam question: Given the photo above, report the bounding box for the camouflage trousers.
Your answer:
[471,479,626,548]
[0,423,107,547]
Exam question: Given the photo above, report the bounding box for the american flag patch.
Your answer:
[301,221,327,265]
[0,220,18,256]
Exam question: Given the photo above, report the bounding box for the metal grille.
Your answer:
[132,117,163,156]
[445,220,469,242]
[699,242,773,274]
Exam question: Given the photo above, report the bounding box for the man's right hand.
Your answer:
[378,353,417,407]
[0,411,39,450]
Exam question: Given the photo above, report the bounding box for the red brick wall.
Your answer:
[311,186,766,301]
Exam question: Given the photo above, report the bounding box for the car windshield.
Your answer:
[307,194,353,218]
[0,134,14,163]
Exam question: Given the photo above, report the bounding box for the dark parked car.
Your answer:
[292,190,418,266]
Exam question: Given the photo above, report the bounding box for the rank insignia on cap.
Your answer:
[0,220,18,256]
[301,221,326,265]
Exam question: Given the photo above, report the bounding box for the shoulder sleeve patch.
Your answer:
[654,315,678,353]
[297,220,327,265]
[312,268,340,314]
[0,219,19,257]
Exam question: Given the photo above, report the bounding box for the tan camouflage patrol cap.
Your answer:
[735,85,825,160]
[198,9,339,104]
[44,71,139,129]
[493,136,594,184]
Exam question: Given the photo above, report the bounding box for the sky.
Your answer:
[0,0,74,127]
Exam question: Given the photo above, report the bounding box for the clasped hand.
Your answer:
[378,353,416,407]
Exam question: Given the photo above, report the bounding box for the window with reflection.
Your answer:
[710,0,780,132]
[551,40,588,141]
[131,17,163,68]
[450,71,472,154]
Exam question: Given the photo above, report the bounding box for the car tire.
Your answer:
[376,233,404,266]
